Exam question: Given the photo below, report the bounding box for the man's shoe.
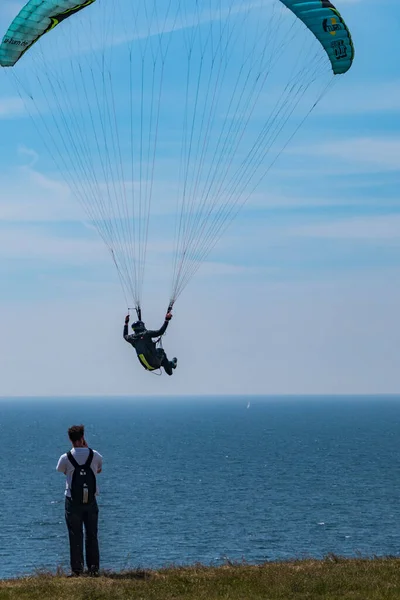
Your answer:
[67,572,81,578]
[171,357,178,369]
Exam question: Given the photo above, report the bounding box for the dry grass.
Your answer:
[1,556,400,599]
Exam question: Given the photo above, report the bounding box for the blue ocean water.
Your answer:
[0,396,400,580]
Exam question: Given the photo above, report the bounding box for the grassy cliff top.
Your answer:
[1,556,400,599]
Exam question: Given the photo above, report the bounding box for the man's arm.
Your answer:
[94,451,103,474]
[123,314,131,341]
[56,454,67,474]
[147,312,172,338]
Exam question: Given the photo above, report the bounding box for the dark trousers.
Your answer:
[156,348,173,376]
[65,496,99,574]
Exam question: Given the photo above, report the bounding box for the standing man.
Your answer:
[56,424,103,577]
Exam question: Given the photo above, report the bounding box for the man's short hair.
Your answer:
[68,424,85,443]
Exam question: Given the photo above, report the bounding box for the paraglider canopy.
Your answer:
[0,0,354,314]
[279,0,353,74]
[0,0,97,67]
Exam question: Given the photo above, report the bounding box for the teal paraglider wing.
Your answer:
[279,0,354,74]
[0,0,96,67]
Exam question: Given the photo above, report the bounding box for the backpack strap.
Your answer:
[84,448,94,468]
[67,451,79,469]
[67,449,94,469]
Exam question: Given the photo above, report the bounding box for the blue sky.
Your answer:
[0,0,399,397]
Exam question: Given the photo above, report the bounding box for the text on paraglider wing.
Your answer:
[331,39,348,60]
[323,17,344,35]
[2,38,29,47]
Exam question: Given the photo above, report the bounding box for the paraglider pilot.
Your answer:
[123,312,178,375]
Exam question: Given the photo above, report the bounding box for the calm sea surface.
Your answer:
[0,396,400,579]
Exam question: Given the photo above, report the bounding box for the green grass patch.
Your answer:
[1,556,400,599]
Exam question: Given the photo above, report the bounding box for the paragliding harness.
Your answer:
[129,304,173,376]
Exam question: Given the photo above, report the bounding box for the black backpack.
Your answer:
[67,449,96,504]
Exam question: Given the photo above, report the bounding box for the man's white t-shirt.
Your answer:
[56,447,103,498]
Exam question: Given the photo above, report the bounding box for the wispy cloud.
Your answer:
[0,166,83,222]
[290,213,400,241]
[295,137,400,172]
[315,81,400,115]
[0,96,25,119]
[100,0,286,51]
[246,188,400,210]
[0,225,106,264]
